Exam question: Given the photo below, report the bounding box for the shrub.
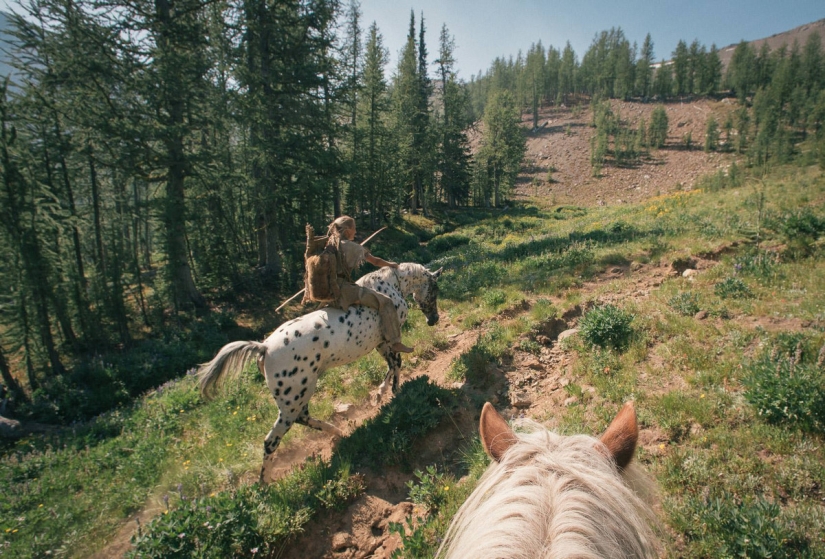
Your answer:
[482,289,507,307]
[440,260,507,300]
[336,377,455,468]
[714,277,752,299]
[427,234,470,254]
[128,457,364,558]
[743,352,825,432]
[682,492,812,558]
[519,338,543,355]
[668,291,701,316]
[578,304,634,351]
[406,465,454,514]
[733,250,781,284]
[774,208,825,259]
[448,325,512,386]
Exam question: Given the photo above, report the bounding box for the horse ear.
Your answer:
[430,267,443,279]
[598,401,638,469]
[480,402,518,462]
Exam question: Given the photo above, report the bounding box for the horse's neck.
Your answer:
[394,264,420,296]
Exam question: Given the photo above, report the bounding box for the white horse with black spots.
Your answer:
[198,263,442,482]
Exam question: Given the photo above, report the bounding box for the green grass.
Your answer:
[128,377,456,558]
[5,161,825,557]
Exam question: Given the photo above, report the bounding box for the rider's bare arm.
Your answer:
[366,253,399,269]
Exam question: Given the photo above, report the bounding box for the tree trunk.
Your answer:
[89,150,106,275]
[53,116,90,333]
[0,345,25,402]
[156,0,205,311]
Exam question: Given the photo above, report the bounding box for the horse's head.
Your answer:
[405,264,443,326]
[438,401,660,559]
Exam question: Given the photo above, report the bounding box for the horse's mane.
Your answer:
[360,262,426,285]
[437,420,661,559]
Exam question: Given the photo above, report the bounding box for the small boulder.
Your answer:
[510,391,533,409]
[557,328,579,343]
[334,403,353,414]
[0,415,21,438]
[331,532,355,552]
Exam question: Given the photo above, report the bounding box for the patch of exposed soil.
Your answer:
[510,98,740,208]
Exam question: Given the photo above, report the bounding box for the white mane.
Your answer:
[437,420,660,559]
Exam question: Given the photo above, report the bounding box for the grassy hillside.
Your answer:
[2,161,825,557]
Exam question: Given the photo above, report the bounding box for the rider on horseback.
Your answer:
[326,216,413,354]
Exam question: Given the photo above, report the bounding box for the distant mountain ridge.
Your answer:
[717,18,825,69]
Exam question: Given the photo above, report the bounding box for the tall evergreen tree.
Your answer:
[726,40,757,101]
[558,41,577,104]
[416,12,434,215]
[474,91,525,207]
[436,24,471,208]
[360,21,391,226]
[801,32,824,96]
[653,60,673,100]
[393,11,421,213]
[672,40,690,96]
[648,105,669,148]
[341,0,363,216]
[635,33,655,99]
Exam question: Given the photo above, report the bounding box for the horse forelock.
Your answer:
[438,423,660,559]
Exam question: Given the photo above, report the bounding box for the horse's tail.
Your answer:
[198,340,269,400]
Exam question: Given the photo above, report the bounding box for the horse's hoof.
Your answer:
[259,465,271,485]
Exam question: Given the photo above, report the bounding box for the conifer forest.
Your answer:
[1,0,825,477]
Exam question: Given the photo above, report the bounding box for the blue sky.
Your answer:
[359,0,824,79]
[1,0,822,80]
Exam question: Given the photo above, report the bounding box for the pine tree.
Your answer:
[436,24,471,207]
[417,13,435,215]
[341,0,363,216]
[704,115,719,152]
[558,41,577,104]
[698,44,722,96]
[726,41,757,102]
[635,33,654,99]
[360,22,391,226]
[526,42,546,128]
[802,32,824,96]
[393,12,421,214]
[475,91,525,207]
[672,40,690,96]
[653,61,673,100]
[0,83,65,380]
[735,105,750,154]
[648,105,669,148]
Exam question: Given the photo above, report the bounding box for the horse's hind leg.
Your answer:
[375,344,402,404]
[259,410,293,484]
[295,403,344,437]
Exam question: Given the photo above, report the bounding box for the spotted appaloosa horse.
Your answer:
[198,263,442,482]
[437,402,661,559]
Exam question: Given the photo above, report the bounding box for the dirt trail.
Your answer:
[271,257,704,559]
[98,96,739,557]
[97,250,708,558]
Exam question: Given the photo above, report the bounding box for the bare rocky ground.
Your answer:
[102,98,743,558]
[513,97,740,207]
